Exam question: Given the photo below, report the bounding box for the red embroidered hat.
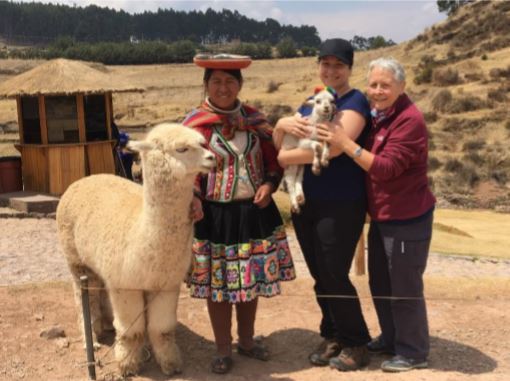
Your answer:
[193,53,252,69]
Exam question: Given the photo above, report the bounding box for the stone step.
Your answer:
[0,191,59,214]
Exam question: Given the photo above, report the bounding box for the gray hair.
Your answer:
[368,57,406,83]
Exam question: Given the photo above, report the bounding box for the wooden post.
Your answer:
[80,276,97,380]
[16,96,24,144]
[76,94,86,143]
[354,232,366,276]
[38,95,48,145]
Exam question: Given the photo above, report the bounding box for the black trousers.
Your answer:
[292,199,371,347]
[368,211,433,360]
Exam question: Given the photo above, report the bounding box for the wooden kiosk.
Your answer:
[0,59,142,195]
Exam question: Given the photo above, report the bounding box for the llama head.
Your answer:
[128,123,215,180]
[307,87,337,121]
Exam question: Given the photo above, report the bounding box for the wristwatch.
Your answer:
[353,146,363,158]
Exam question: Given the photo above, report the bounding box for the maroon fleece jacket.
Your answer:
[366,94,436,221]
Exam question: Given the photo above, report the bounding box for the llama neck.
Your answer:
[140,174,194,227]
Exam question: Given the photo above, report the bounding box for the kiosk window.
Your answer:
[21,97,41,144]
[84,95,108,141]
[45,96,79,143]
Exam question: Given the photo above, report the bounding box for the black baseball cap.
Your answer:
[318,38,354,67]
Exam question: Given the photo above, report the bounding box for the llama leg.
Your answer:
[100,289,114,332]
[146,290,182,376]
[321,143,330,167]
[69,265,104,347]
[311,143,323,175]
[109,289,146,376]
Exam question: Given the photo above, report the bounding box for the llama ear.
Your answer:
[127,140,154,153]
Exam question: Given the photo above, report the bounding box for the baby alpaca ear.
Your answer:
[127,140,154,153]
[305,99,315,107]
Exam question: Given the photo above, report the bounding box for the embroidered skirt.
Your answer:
[188,198,296,303]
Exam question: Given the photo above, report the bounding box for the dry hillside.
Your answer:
[0,0,509,209]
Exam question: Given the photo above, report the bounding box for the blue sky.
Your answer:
[20,1,447,42]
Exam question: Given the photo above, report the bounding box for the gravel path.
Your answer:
[1,217,509,286]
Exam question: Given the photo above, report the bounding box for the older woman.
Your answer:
[317,57,436,372]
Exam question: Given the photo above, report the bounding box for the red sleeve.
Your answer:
[369,115,427,181]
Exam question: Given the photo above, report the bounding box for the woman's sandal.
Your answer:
[211,356,233,374]
[237,343,270,361]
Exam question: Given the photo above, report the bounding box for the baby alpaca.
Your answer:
[281,87,337,213]
[56,123,215,377]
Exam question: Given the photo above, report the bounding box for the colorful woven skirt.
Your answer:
[188,198,295,303]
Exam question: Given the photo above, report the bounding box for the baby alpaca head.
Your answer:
[128,123,215,180]
[307,87,337,121]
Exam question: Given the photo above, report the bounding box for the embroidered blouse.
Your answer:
[183,99,282,202]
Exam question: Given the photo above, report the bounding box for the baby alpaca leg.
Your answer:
[311,142,323,175]
[296,165,305,206]
[109,289,146,376]
[321,143,330,167]
[284,165,301,213]
[146,290,182,376]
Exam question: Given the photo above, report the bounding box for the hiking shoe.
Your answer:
[367,335,395,355]
[381,355,428,372]
[329,346,370,371]
[308,338,342,366]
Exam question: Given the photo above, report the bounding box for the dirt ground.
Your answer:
[1,216,510,381]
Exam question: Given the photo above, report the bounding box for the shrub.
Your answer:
[458,165,480,187]
[481,53,488,60]
[505,121,510,131]
[413,55,437,85]
[266,80,283,93]
[423,111,438,124]
[447,95,486,113]
[442,117,484,133]
[431,89,453,112]
[491,170,508,185]
[462,140,485,151]
[432,67,461,86]
[444,158,464,173]
[464,72,483,82]
[300,46,317,57]
[489,66,510,79]
[487,88,508,103]
[463,152,484,166]
[276,37,298,58]
[428,156,442,171]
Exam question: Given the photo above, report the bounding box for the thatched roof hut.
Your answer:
[0,58,143,97]
[0,58,143,195]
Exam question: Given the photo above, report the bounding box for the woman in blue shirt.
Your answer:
[273,38,371,372]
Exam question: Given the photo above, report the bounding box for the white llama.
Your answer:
[56,123,215,377]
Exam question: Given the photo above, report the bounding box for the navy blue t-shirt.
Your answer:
[297,89,371,201]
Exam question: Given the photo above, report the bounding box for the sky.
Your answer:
[18,0,448,43]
